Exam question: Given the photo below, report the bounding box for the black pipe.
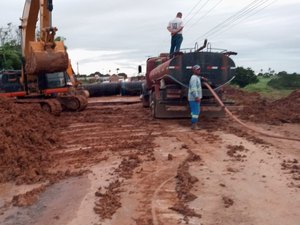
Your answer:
[120,81,143,96]
[84,81,143,97]
[84,83,121,97]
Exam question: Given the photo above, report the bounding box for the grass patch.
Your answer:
[242,77,294,100]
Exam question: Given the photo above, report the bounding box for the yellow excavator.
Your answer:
[5,0,88,115]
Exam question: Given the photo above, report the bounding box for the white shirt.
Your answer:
[168,17,184,34]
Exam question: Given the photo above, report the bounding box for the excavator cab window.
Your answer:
[46,72,67,88]
[38,72,67,90]
[65,74,73,86]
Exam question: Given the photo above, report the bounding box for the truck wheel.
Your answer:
[150,91,156,118]
[142,94,149,108]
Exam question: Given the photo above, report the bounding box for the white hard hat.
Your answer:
[192,65,201,70]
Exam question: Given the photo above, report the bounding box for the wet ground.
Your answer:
[0,90,299,225]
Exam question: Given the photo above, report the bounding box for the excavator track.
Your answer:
[75,94,88,111]
[15,98,62,116]
[58,95,88,112]
[41,99,62,116]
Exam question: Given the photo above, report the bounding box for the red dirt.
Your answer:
[94,180,122,219]
[12,185,47,207]
[223,87,300,125]
[226,144,248,161]
[0,88,299,225]
[0,98,62,185]
[0,97,88,189]
[171,149,202,223]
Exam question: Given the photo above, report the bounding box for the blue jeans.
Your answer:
[189,101,201,124]
[170,34,183,55]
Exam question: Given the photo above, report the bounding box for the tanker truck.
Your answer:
[141,40,237,118]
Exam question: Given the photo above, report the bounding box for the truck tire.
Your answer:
[142,94,149,108]
[149,91,156,118]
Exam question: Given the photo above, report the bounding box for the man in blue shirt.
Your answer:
[188,64,206,130]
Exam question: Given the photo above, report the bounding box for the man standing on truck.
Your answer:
[167,12,184,57]
[188,65,206,130]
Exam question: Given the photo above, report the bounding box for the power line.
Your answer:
[190,0,272,44]
[211,0,278,40]
[184,0,223,33]
[184,0,211,26]
[184,0,204,23]
[200,0,262,38]
[205,0,271,39]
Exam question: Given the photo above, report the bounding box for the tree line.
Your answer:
[232,67,300,89]
[1,23,299,89]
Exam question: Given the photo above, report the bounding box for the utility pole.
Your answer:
[77,62,79,75]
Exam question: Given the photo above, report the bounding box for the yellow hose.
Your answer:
[203,82,300,142]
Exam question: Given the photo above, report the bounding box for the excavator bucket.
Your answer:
[25,41,69,74]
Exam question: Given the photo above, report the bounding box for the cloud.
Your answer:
[1,0,299,74]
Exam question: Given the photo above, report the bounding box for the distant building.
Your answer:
[128,75,146,81]
[109,74,120,83]
[100,74,110,82]
[118,73,127,80]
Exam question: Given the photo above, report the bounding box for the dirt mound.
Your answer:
[270,91,300,123]
[223,86,262,106]
[0,98,60,184]
[223,87,300,125]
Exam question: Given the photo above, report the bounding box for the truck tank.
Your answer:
[146,51,236,96]
[142,49,237,118]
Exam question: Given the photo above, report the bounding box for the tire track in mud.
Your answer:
[173,127,300,225]
[53,103,165,223]
[111,149,183,224]
[2,101,162,225]
[110,129,206,225]
[2,96,299,225]
[151,177,175,225]
[61,93,299,225]
[51,104,161,171]
[100,131,187,225]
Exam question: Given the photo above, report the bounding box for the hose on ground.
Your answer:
[203,82,300,142]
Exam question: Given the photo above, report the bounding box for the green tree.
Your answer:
[232,67,259,88]
[0,23,22,70]
[277,71,288,76]
[0,43,22,69]
[268,72,300,89]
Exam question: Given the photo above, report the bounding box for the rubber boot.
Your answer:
[191,123,201,130]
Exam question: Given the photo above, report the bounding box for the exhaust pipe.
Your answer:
[196,39,207,52]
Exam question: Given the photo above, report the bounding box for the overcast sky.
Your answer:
[1,0,300,75]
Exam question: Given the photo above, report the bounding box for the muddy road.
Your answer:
[0,93,300,225]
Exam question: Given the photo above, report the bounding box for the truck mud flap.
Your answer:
[152,102,191,119]
[201,106,225,118]
[152,104,227,119]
